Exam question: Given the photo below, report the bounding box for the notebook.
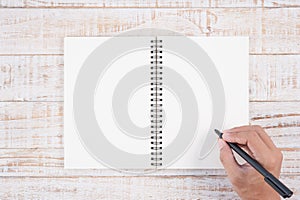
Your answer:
[64,36,249,171]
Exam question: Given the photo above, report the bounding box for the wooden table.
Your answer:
[0,0,299,199]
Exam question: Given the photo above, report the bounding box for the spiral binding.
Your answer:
[150,37,163,167]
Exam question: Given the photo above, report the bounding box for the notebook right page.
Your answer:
[159,36,249,169]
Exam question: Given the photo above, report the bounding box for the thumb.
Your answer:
[218,139,242,178]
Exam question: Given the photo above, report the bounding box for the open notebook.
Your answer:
[64,36,249,170]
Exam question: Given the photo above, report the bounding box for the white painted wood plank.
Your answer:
[0,176,298,199]
[1,0,299,8]
[260,7,300,53]
[0,56,63,101]
[194,8,299,54]
[0,8,299,54]
[250,55,300,101]
[264,0,300,7]
[0,0,156,8]
[0,176,239,199]
[157,0,263,8]
[250,101,300,132]
[0,9,153,54]
[0,102,63,148]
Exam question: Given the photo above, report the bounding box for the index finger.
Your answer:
[222,130,272,162]
[225,125,277,150]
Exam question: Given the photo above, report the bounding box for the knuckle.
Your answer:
[251,130,258,136]
[235,136,244,144]
[232,135,239,142]
[253,125,262,130]
[277,150,283,162]
[239,135,249,145]
[250,131,259,139]
[225,134,237,143]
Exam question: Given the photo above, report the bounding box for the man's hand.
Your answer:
[219,125,283,200]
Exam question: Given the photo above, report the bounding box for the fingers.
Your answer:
[222,131,273,164]
[253,125,277,150]
[225,125,277,150]
[219,125,283,187]
[218,139,242,178]
[239,145,254,158]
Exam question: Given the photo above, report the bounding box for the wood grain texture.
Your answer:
[0,102,63,149]
[0,8,299,54]
[0,55,299,102]
[250,55,300,101]
[250,102,300,132]
[0,176,239,199]
[0,102,299,149]
[0,56,63,101]
[0,176,299,199]
[0,1,299,199]
[0,0,156,8]
[1,0,300,8]
[0,148,299,177]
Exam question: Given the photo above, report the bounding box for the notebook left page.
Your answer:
[64,37,155,170]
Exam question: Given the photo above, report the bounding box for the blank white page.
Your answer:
[64,36,249,170]
[160,36,249,169]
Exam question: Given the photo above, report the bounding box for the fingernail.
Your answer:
[218,139,225,149]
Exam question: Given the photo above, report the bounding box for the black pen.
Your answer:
[214,129,293,199]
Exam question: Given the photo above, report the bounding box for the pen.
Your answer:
[214,129,293,198]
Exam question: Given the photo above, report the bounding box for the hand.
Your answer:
[218,125,283,200]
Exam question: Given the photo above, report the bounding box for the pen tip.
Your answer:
[214,129,223,139]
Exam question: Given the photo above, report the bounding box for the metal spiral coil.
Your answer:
[150,38,163,167]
